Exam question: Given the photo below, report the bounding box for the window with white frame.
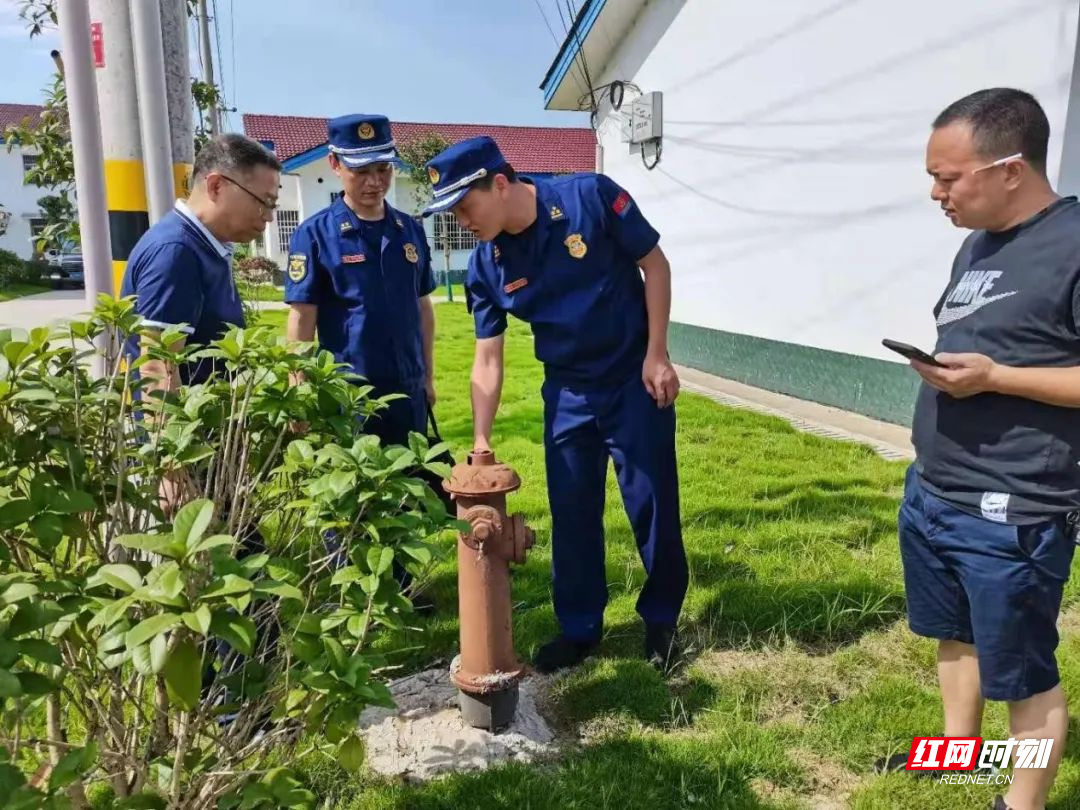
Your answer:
[28,217,47,239]
[276,209,300,253]
[21,154,38,183]
[432,212,478,251]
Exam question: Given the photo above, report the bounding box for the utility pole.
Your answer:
[89,0,148,296]
[197,0,219,136]
[130,0,173,223]
[55,9,110,378]
[160,0,194,198]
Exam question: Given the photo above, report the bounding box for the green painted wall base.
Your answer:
[668,322,921,427]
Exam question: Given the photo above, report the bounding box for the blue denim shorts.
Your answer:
[898,465,1076,701]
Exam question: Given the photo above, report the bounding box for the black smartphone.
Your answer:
[882,338,946,367]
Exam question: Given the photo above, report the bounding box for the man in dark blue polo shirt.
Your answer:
[121,133,280,506]
[893,88,1080,810]
[122,133,280,386]
[423,136,687,673]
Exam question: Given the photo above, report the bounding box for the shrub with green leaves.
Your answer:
[0,296,456,808]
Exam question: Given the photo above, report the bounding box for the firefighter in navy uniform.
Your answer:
[285,114,437,608]
[423,136,688,672]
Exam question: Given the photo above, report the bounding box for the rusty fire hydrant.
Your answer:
[444,449,535,731]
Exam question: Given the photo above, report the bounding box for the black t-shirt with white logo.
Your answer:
[912,196,1080,524]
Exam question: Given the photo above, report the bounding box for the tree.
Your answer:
[3,1,226,254]
[396,132,451,213]
[0,299,455,808]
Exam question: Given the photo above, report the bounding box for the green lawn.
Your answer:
[254,303,1080,810]
[0,282,51,301]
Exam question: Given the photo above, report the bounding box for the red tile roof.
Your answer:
[0,103,44,132]
[242,113,596,173]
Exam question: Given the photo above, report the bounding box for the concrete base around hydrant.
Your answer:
[357,664,558,782]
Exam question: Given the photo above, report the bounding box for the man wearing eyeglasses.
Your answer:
[885,88,1080,810]
[122,133,280,389]
[284,114,437,608]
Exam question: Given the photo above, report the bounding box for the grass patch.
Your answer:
[248,301,1080,809]
[0,282,51,301]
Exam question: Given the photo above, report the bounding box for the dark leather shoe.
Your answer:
[533,635,599,674]
[645,624,681,671]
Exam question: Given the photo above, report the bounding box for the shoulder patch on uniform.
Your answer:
[612,190,632,218]
[342,254,366,264]
[288,253,307,282]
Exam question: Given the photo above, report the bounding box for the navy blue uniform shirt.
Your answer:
[466,173,659,387]
[120,200,243,385]
[284,196,436,389]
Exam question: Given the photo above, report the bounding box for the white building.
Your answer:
[540,0,1080,425]
[0,104,49,260]
[242,114,597,279]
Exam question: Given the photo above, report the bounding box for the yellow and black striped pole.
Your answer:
[90,0,148,296]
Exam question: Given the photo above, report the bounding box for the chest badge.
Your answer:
[549,204,565,220]
[339,220,353,234]
[342,254,366,264]
[288,253,307,282]
[565,233,587,260]
[504,277,528,294]
[404,243,419,263]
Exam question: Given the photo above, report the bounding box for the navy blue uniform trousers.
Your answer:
[542,371,688,642]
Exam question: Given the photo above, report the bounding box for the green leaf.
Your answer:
[202,574,254,599]
[367,546,394,577]
[49,742,97,792]
[189,534,235,556]
[164,637,201,711]
[0,499,36,529]
[8,600,66,636]
[11,388,56,402]
[210,613,256,657]
[173,499,214,552]
[398,540,434,567]
[0,641,17,669]
[149,632,168,674]
[322,638,346,673]
[131,644,154,676]
[0,669,22,698]
[116,795,167,810]
[338,735,365,773]
[87,595,134,632]
[53,488,96,514]
[181,605,212,636]
[18,639,61,666]
[115,533,181,558]
[0,763,26,800]
[29,512,63,546]
[17,671,55,696]
[0,582,38,606]
[90,563,142,594]
[253,581,303,601]
[330,566,362,587]
[126,613,182,649]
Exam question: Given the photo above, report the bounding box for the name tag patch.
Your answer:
[342,254,366,264]
[504,278,528,294]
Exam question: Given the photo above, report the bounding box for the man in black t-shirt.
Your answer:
[892,88,1079,810]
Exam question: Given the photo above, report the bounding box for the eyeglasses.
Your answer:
[219,174,278,212]
[972,152,1023,175]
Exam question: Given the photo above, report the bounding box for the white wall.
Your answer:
[0,149,47,260]
[592,0,1080,362]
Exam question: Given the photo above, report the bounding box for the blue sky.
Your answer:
[0,0,588,129]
